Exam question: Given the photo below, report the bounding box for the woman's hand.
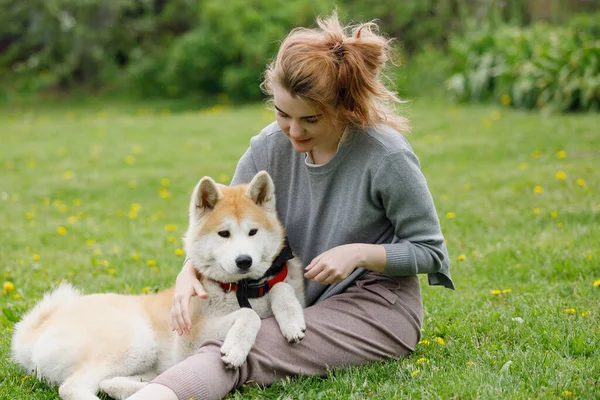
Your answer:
[170,258,208,336]
[304,244,386,284]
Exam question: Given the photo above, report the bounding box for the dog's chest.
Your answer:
[204,289,273,318]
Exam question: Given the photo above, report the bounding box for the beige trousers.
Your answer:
[152,273,423,400]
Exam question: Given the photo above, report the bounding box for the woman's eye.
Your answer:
[305,118,319,124]
[249,229,258,236]
[218,230,231,238]
[276,111,289,118]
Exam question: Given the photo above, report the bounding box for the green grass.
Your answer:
[1,97,598,399]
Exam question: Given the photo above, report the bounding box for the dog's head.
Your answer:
[184,171,285,282]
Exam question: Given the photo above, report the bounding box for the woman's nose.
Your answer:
[289,120,302,138]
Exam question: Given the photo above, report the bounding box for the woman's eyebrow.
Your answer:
[274,105,322,119]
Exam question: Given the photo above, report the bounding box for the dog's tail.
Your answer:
[11,282,81,369]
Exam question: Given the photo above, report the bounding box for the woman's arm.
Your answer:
[305,148,450,286]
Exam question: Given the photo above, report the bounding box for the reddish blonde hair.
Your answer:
[262,12,410,134]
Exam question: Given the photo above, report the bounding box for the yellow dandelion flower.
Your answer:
[159,189,172,199]
[128,211,138,219]
[92,248,102,256]
[131,252,140,261]
[491,289,502,295]
[519,162,529,170]
[446,212,456,219]
[565,308,576,315]
[534,186,543,194]
[532,150,541,159]
[550,211,558,218]
[482,117,492,129]
[557,150,566,159]
[25,212,35,220]
[56,226,67,236]
[434,337,445,345]
[142,287,151,294]
[218,173,230,183]
[175,248,185,257]
[125,155,135,165]
[147,260,156,267]
[161,178,170,187]
[129,180,138,188]
[107,268,116,275]
[416,357,430,365]
[101,260,110,267]
[73,198,82,207]
[168,236,176,244]
[463,184,471,190]
[457,254,466,261]
[67,216,77,224]
[62,170,73,180]
[3,281,15,294]
[533,208,541,215]
[502,289,512,294]
[500,94,511,105]
[555,171,566,180]
[418,339,430,345]
[561,390,572,397]
[411,370,421,377]
[32,253,40,261]
[86,239,96,246]
[593,280,600,287]
[27,159,36,169]
[165,224,176,232]
[581,312,589,317]
[13,293,21,300]
[588,254,594,261]
[575,179,585,186]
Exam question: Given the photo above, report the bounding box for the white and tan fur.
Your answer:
[11,171,306,400]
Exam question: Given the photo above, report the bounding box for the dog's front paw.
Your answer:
[220,343,249,369]
[279,319,306,343]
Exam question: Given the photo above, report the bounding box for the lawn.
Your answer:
[0,97,598,399]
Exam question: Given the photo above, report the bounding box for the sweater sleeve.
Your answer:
[375,149,454,288]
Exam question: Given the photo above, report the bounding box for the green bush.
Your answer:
[126,0,335,101]
[0,0,198,92]
[446,18,600,112]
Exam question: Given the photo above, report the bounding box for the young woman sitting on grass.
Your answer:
[128,12,454,400]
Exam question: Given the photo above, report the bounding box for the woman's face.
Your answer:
[272,84,342,158]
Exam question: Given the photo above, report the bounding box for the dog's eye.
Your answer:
[248,229,258,236]
[218,230,230,238]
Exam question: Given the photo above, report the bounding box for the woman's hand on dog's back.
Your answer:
[171,259,208,336]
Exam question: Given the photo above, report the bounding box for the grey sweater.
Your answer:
[231,122,454,306]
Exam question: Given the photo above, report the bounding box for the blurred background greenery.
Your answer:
[0,0,598,112]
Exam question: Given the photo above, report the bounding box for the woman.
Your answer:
[129,12,453,400]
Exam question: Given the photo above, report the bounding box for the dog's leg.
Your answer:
[215,308,261,369]
[58,368,108,400]
[99,373,157,400]
[270,282,306,343]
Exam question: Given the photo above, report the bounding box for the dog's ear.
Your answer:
[190,176,222,220]
[246,171,275,212]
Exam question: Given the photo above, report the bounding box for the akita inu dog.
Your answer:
[11,171,306,400]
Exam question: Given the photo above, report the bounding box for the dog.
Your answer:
[11,171,306,400]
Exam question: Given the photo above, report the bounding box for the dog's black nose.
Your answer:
[235,255,253,270]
